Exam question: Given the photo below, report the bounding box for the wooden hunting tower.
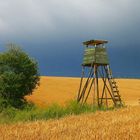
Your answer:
[77,39,123,107]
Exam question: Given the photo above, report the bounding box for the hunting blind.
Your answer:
[77,39,123,107]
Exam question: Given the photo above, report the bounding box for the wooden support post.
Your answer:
[95,65,100,107]
[100,77,107,106]
[98,67,116,105]
[83,75,95,104]
[77,66,84,101]
[77,67,93,102]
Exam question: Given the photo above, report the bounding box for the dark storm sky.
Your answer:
[0,0,140,77]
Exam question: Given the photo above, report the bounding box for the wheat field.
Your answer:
[27,76,140,107]
[0,105,140,140]
[0,76,140,140]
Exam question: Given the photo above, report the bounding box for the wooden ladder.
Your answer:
[106,65,122,106]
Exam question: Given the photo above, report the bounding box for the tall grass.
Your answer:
[0,100,114,124]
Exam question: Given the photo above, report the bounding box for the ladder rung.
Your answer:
[114,93,121,96]
[114,95,119,97]
[112,81,116,84]
[114,98,121,101]
[113,90,119,92]
[99,98,112,99]
[113,86,118,88]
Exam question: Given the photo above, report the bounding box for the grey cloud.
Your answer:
[0,0,140,77]
[0,0,139,45]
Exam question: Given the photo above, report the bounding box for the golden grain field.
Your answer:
[0,76,140,140]
[27,76,140,107]
[0,105,140,140]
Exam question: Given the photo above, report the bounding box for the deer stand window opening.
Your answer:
[77,40,123,107]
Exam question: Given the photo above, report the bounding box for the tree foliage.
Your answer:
[0,44,40,108]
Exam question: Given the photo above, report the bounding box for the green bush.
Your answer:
[0,98,9,112]
[0,100,115,124]
[65,100,94,114]
[0,44,40,109]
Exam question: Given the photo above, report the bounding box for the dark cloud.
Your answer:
[0,0,140,77]
[0,0,139,42]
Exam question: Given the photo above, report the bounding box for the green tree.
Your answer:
[0,44,40,108]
